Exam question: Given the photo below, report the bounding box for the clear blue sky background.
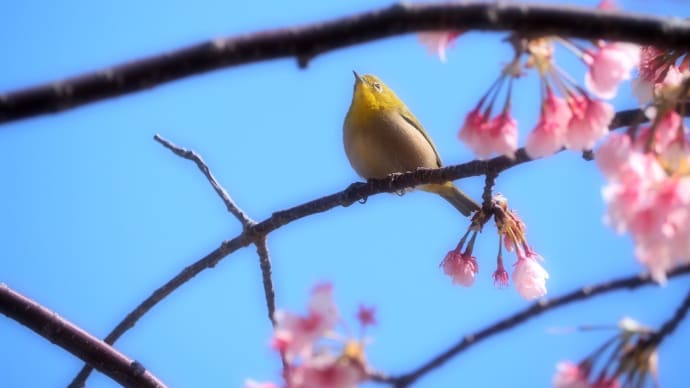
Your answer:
[2,0,689,387]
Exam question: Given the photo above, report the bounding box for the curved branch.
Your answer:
[2,2,690,124]
[68,105,648,386]
[69,104,648,386]
[372,264,690,387]
[645,286,690,349]
[0,283,167,388]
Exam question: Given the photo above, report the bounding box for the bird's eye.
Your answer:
[373,82,383,92]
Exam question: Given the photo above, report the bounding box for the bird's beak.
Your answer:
[352,70,363,83]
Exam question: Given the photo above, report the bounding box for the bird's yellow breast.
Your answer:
[343,107,439,179]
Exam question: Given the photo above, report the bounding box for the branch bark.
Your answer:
[371,265,690,387]
[2,2,690,124]
[0,283,167,388]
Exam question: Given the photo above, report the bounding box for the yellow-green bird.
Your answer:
[343,72,480,216]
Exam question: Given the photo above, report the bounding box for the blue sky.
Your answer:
[2,0,690,387]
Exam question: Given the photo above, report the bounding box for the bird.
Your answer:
[343,71,480,216]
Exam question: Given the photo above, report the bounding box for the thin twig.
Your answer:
[369,264,690,387]
[256,237,277,326]
[0,283,167,388]
[2,3,690,124]
[68,106,658,386]
[154,134,254,227]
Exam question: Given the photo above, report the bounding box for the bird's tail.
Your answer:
[422,182,480,217]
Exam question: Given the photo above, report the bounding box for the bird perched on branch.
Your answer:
[343,71,480,216]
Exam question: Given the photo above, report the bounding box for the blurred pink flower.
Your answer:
[273,283,338,359]
[441,248,479,287]
[288,352,366,388]
[526,90,572,158]
[553,361,589,388]
[566,95,614,150]
[418,31,463,62]
[512,249,549,300]
[595,132,632,179]
[584,42,639,99]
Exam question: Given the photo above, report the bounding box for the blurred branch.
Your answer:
[645,286,690,349]
[3,2,690,124]
[67,105,659,385]
[369,264,690,387]
[0,283,167,388]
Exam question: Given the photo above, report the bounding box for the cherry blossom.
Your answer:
[526,90,572,158]
[356,305,377,327]
[512,249,549,300]
[584,42,640,100]
[441,248,479,287]
[566,95,614,151]
[288,351,366,388]
[418,31,463,62]
[552,362,590,388]
[273,283,338,359]
[244,379,279,388]
[492,260,509,288]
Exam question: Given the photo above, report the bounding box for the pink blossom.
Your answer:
[459,109,518,159]
[597,0,617,10]
[356,305,377,327]
[635,110,683,154]
[273,283,339,359]
[441,248,478,287]
[487,112,519,158]
[244,380,279,388]
[595,132,632,179]
[584,42,640,99]
[458,108,489,154]
[639,46,668,83]
[418,31,462,62]
[655,65,687,103]
[633,46,672,105]
[492,261,509,288]
[602,152,666,233]
[288,352,366,388]
[552,361,590,388]
[526,91,572,158]
[512,249,549,300]
[566,96,614,151]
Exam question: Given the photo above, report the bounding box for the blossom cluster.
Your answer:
[552,317,658,388]
[247,284,373,388]
[441,194,549,300]
[421,2,690,284]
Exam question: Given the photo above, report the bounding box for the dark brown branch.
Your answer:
[645,286,690,349]
[2,3,690,124]
[68,106,653,386]
[0,283,167,388]
[256,237,278,326]
[153,134,254,227]
[370,264,690,387]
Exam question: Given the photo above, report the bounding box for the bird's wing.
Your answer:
[398,108,444,168]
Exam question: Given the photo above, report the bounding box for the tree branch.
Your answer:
[256,236,278,326]
[370,264,690,387]
[2,2,690,124]
[645,286,690,349]
[67,106,655,386]
[0,283,167,388]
